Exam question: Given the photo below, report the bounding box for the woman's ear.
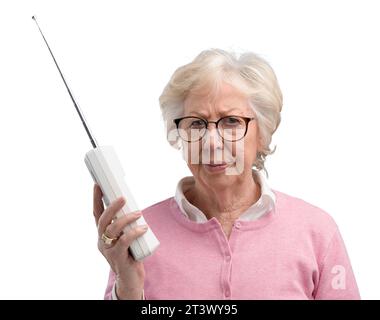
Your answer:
[256,131,264,152]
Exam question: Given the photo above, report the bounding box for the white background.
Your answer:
[0,0,379,299]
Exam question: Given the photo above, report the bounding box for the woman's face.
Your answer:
[182,82,260,189]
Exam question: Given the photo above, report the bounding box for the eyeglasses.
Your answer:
[173,115,255,142]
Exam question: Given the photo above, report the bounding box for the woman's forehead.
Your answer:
[184,84,251,116]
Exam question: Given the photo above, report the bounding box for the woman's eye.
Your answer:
[225,117,239,124]
[190,120,204,128]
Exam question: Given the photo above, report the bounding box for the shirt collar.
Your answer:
[174,170,276,223]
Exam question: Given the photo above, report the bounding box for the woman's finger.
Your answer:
[112,225,149,252]
[103,211,142,239]
[93,184,104,225]
[98,196,126,237]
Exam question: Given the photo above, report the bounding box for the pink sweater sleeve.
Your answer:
[314,228,360,299]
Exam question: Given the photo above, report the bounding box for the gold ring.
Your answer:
[101,232,117,245]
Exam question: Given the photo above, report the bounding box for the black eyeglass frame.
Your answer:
[173,115,255,142]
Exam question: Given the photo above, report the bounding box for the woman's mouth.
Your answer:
[203,162,229,172]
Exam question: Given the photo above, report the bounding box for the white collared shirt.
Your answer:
[174,169,276,223]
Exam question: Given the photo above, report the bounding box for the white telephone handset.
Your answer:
[32,16,160,260]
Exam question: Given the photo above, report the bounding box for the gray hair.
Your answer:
[159,48,283,173]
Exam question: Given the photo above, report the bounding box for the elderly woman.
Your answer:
[93,49,360,300]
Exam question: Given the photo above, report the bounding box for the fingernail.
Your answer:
[140,225,148,230]
[135,211,142,217]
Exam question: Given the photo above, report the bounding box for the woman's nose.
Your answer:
[203,123,223,149]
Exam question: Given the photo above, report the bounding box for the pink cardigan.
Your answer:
[104,189,360,299]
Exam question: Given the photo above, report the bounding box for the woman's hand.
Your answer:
[93,183,148,299]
